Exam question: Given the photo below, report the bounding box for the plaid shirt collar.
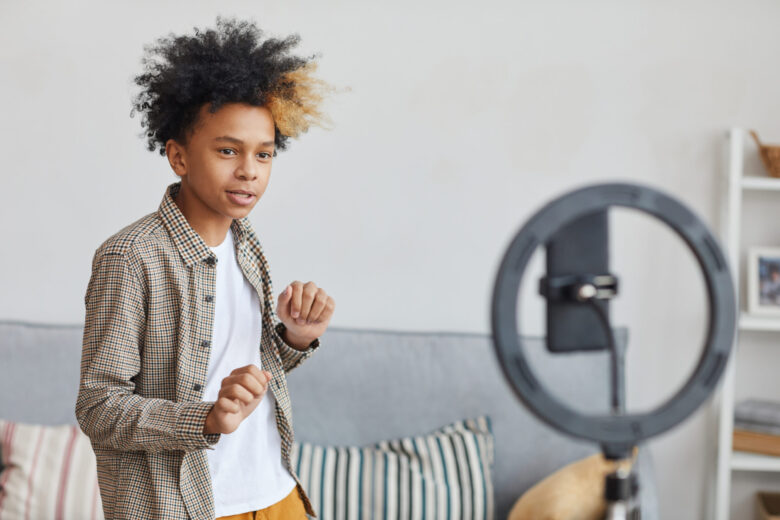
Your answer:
[158,180,252,268]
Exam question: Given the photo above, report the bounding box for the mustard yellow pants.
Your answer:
[215,487,308,520]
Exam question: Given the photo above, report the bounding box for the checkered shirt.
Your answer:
[75,180,320,519]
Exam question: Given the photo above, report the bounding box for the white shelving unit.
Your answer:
[713,128,780,520]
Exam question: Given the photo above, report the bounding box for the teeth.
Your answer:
[231,192,250,197]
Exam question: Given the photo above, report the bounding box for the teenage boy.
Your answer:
[76,17,335,520]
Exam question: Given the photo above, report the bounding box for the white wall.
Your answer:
[2,0,780,518]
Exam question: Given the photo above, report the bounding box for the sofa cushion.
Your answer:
[286,326,630,518]
[291,416,495,520]
[507,451,617,520]
[0,420,103,520]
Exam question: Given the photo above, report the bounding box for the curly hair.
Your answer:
[130,16,332,155]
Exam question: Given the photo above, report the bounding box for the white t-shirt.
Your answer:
[203,228,297,517]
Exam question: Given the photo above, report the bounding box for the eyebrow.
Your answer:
[214,135,275,147]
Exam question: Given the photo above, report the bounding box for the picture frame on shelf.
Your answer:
[748,247,780,316]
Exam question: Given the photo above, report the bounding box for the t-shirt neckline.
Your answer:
[210,228,234,252]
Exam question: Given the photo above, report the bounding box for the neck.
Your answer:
[173,181,232,247]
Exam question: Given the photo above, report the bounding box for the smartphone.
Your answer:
[544,210,611,353]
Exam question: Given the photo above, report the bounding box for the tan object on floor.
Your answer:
[507,452,624,520]
[733,428,780,457]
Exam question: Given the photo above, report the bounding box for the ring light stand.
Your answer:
[490,183,736,519]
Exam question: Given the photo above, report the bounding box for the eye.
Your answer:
[257,152,272,160]
[219,148,237,156]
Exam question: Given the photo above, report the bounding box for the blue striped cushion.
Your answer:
[291,416,495,520]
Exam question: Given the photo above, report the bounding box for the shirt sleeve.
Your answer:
[274,321,320,374]
[75,250,220,453]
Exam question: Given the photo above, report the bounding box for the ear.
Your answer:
[165,138,188,178]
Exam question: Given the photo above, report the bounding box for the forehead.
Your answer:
[192,102,276,142]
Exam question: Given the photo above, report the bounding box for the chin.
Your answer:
[225,207,252,219]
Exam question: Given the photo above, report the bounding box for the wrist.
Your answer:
[281,326,315,350]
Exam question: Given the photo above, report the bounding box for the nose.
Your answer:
[236,155,258,180]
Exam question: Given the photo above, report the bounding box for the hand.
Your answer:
[204,365,272,435]
[277,281,335,345]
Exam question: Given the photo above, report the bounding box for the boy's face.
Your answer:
[165,102,276,224]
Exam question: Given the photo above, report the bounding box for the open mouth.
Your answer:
[226,191,256,205]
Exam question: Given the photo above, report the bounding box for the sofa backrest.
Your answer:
[0,320,83,425]
[0,320,623,518]
[287,326,621,518]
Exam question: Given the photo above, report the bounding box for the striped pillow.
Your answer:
[291,416,495,520]
[0,420,103,520]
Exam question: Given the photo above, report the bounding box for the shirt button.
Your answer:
[201,340,210,348]
[205,257,216,266]
[205,295,214,303]
[193,383,202,392]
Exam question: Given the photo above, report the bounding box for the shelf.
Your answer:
[741,177,780,191]
[739,313,780,332]
[715,129,780,520]
[731,451,780,472]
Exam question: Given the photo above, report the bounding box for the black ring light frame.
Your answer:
[491,183,736,456]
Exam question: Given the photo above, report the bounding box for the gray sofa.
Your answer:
[0,319,658,519]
